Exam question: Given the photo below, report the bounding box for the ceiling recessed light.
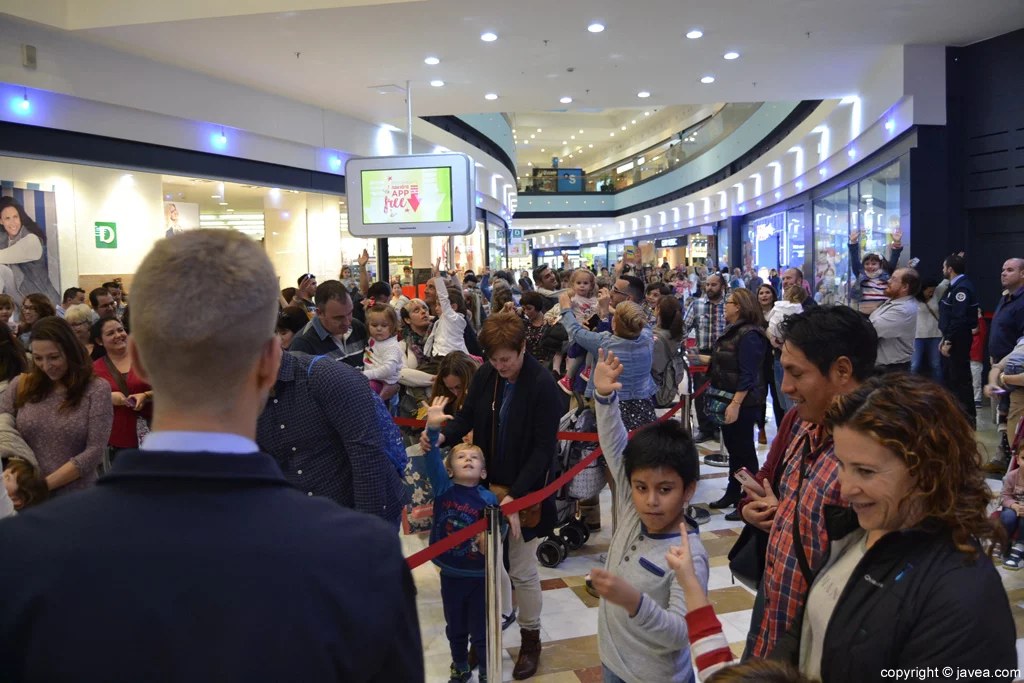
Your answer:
[481,31,498,42]
[570,135,575,139]
[724,51,740,60]
[637,91,651,98]
[621,125,627,130]
[529,134,535,139]
[219,202,228,206]
[562,140,568,144]
[631,119,636,124]
[541,148,545,152]
[588,143,594,148]
[560,96,573,104]
[430,80,444,87]
[537,128,542,133]
[610,132,615,136]
[588,22,605,33]
[686,29,703,39]
[485,93,498,100]
[424,56,440,65]
[528,162,533,166]
[701,76,715,84]
[644,111,650,116]
[579,129,584,134]
[211,195,220,199]
[512,129,516,133]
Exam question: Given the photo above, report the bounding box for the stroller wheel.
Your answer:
[562,522,587,551]
[537,538,566,568]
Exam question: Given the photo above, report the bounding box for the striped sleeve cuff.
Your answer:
[686,604,735,680]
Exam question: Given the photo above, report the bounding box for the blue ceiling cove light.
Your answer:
[329,156,341,170]
[11,92,30,116]
[774,192,781,200]
[212,129,228,149]
[756,200,763,207]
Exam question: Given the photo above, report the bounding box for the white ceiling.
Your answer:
[61,0,1024,126]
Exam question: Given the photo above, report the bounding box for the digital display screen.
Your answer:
[360,167,453,224]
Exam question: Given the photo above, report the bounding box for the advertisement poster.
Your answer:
[164,201,200,238]
[0,184,61,307]
[361,167,453,224]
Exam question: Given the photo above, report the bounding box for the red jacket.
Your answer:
[970,316,988,362]
[737,406,801,517]
[93,358,153,448]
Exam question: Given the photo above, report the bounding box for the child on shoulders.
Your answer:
[362,303,403,395]
[589,349,709,683]
[849,227,903,314]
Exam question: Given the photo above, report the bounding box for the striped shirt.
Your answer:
[860,276,889,304]
[751,418,843,658]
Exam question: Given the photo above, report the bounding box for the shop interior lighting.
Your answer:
[485,93,498,100]
[430,80,444,87]
[700,76,715,84]
[424,57,440,65]
[588,23,605,33]
[686,29,703,39]
[481,32,498,42]
[724,52,739,60]
[637,91,651,98]
[560,96,573,104]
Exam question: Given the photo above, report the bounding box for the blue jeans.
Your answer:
[912,338,942,382]
[603,665,694,683]
[774,356,793,412]
[1000,508,1020,541]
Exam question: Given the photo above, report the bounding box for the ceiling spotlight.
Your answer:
[485,93,498,100]
[560,96,573,104]
[701,76,715,84]
[570,135,575,139]
[211,195,221,199]
[512,129,516,133]
[610,132,615,137]
[588,143,593,148]
[537,128,542,132]
[644,111,650,116]
[621,125,627,130]
[481,31,498,42]
[724,52,740,60]
[430,80,444,87]
[528,162,533,166]
[541,148,545,152]
[848,148,857,158]
[424,56,440,65]
[686,29,703,39]
[588,22,605,33]
[579,129,584,134]
[631,119,636,124]
[530,134,535,138]
[637,91,651,98]
[562,140,568,144]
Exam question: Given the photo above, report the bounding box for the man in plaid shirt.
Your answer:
[740,306,877,658]
[684,273,727,442]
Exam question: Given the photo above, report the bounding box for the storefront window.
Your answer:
[813,188,851,305]
[453,221,484,273]
[717,226,730,273]
[782,208,805,274]
[581,244,608,272]
[854,161,903,266]
[607,241,634,267]
[487,219,507,271]
[744,212,783,275]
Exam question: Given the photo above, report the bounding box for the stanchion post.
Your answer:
[484,505,503,683]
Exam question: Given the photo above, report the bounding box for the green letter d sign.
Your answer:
[95,222,117,249]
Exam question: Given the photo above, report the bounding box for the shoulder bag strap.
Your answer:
[790,437,817,586]
[103,355,132,397]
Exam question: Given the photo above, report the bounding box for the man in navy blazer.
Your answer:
[0,230,423,683]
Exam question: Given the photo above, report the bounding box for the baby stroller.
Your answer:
[537,395,606,568]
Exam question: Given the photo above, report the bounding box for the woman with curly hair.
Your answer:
[771,373,1015,682]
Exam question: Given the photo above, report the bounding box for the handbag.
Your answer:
[704,386,736,426]
[727,524,769,591]
[103,356,151,445]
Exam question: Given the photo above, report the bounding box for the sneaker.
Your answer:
[703,453,730,468]
[580,366,592,383]
[448,662,471,683]
[688,505,711,525]
[1004,544,1024,570]
[557,374,573,395]
[693,429,718,444]
[724,509,742,522]
[758,428,767,445]
[502,608,517,631]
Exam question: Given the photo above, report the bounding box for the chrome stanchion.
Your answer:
[484,505,503,683]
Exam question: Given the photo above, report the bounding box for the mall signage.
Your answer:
[95,222,117,249]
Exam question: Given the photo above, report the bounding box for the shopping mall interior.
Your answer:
[2,1,1024,681]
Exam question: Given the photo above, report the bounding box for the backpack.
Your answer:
[653,332,688,409]
[307,355,409,476]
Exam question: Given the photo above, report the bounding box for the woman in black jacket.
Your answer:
[698,288,767,513]
[420,312,562,680]
[774,373,1015,682]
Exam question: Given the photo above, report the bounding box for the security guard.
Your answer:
[938,253,979,427]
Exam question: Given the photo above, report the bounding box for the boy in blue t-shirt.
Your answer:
[424,396,500,683]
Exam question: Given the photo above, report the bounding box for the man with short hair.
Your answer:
[57,286,85,318]
[295,273,318,315]
[984,258,1024,472]
[740,305,877,659]
[0,230,422,682]
[782,268,816,306]
[683,272,727,443]
[939,253,978,428]
[288,281,368,368]
[869,267,920,374]
[102,281,126,320]
[533,263,563,309]
[89,287,118,320]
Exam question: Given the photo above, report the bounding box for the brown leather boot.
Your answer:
[512,628,541,679]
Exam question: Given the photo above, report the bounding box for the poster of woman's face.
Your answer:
[164,201,200,238]
[0,189,60,310]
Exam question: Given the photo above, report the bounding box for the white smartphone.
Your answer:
[735,467,766,497]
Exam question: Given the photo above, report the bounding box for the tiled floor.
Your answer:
[402,401,1024,682]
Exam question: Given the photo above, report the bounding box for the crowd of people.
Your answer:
[0,228,1020,683]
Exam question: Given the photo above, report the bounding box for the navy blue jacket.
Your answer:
[939,275,979,341]
[989,288,1024,360]
[0,449,423,683]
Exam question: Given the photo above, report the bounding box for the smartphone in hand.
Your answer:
[126,396,138,409]
[735,467,765,497]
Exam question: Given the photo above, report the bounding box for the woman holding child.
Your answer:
[421,312,563,680]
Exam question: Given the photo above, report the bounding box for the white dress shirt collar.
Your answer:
[141,431,259,454]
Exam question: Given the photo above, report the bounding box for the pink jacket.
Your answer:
[1000,468,1024,509]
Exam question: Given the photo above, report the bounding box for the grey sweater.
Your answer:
[595,391,710,683]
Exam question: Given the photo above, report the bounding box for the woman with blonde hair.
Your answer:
[64,304,95,356]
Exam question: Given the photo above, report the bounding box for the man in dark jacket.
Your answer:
[938,253,979,428]
[289,279,368,367]
[421,312,562,680]
[0,230,423,683]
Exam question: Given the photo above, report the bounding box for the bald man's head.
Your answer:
[1002,259,1024,292]
[782,268,804,290]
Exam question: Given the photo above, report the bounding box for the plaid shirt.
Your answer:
[752,418,843,658]
[683,297,726,351]
[256,351,407,524]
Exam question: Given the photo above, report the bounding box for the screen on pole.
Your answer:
[360,167,453,224]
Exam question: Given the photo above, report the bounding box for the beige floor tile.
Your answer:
[507,634,600,678]
[562,575,588,587]
[570,585,602,608]
[708,586,757,614]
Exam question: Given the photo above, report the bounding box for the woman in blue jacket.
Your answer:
[558,291,656,430]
